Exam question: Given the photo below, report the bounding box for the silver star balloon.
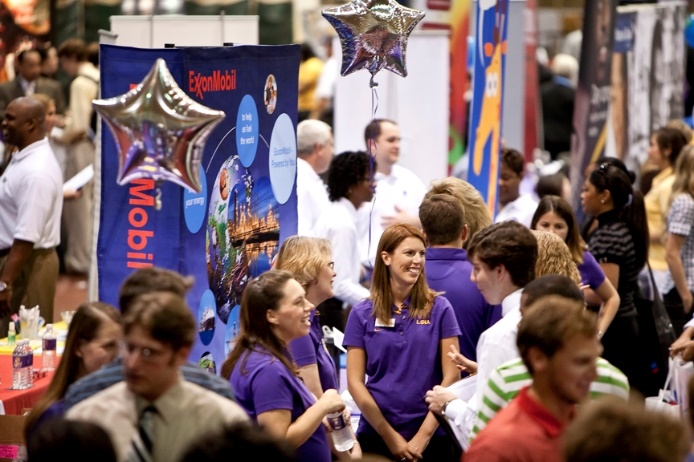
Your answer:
[93,58,225,193]
[322,0,425,78]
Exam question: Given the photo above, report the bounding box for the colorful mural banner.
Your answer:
[97,43,300,373]
[466,0,510,218]
[569,0,617,216]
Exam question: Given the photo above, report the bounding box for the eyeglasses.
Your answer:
[122,342,166,362]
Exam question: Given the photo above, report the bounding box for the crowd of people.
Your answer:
[3,31,694,462]
[0,38,100,339]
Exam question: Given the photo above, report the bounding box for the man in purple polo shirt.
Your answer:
[419,194,501,366]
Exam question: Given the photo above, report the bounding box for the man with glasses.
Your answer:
[63,266,236,408]
[67,291,249,462]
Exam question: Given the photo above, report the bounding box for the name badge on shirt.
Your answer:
[375,318,395,328]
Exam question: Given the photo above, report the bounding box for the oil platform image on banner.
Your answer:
[206,155,280,323]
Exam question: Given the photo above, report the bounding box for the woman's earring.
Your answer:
[600,199,605,204]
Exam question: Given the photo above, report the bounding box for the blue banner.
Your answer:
[98,44,300,373]
[466,0,510,218]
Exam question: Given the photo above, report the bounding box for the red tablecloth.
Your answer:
[0,355,55,415]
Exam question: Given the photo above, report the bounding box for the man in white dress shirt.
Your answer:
[0,97,62,336]
[358,119,426,268]
[494,147,538,228]
[296,119,334,236]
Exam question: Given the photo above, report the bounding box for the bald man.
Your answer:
[0,96,63,336]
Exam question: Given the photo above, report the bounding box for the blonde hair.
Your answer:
[670,145,694,205]
[666,119,693,145]
[425,177,492,249]
[531,230,581,286]
[274,236,332,290]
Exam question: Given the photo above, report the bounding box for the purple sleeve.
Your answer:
[578,250,606,290]
[436,297,462,339]
[343,300,370,348]
[251,361,295,414]
[289,334,317,367]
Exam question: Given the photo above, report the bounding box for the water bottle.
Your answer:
[12,339,33,390]
[327,411,355,452]
[7,322,16,346]
[42,324,57,372]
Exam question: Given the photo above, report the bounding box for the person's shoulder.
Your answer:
[179,362,235,399]
[351,298,373,313]
[392,164,424,184]
[37,77,61,90]
[67,382,128,417]
[180,380,246,414]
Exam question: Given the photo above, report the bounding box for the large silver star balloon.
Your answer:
[322,0,425,78]
[93,58,225,193]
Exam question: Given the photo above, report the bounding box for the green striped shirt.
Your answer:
[470,356,629,441]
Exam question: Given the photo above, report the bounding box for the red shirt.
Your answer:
[463,387,567,462]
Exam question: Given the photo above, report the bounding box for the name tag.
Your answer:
[375,318,395,328]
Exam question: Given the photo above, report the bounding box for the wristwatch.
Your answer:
[0,281,11,292]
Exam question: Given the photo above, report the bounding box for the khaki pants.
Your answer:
[0,248,58,337]
[63,139,95,274]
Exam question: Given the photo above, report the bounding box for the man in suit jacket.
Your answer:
[0,48,65,122]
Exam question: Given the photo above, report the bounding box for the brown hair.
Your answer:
[530,195,585,264]
[424,177,492,249]
[221,270,298,379]
[25,302,121,434]
[468,221,538,288]
[370,224,437,324]
[518,295,596,374]
[419,194,465,246]
[123,292,195,351]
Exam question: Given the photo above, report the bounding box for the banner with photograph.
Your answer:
[466,0,510,218]
[607,2,686,178]
[569,0,617,217]
[97,44,300,373]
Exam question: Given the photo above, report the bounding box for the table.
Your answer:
[0,355,54,415]
[0,322,66,415]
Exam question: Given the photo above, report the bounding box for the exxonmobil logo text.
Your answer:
[189,69,237,99]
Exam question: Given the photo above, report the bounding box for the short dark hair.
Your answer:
[180,423,296,462]
[522,274,584,308]
[27,418,117,462]
[363,118,396,146]
[57,38,88,61]
[501,147,524,176]
[118,267,194,314]
[468,221,538,288]
[123,291,196,351]
[327,151,373,201]
[419,194,465,245]
[16,48,40,64]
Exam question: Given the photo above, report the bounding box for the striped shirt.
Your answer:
[586,210,640,317]
[470,356,629,441]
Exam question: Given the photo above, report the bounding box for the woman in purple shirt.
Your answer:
[221,270,346,462]
[274,236,339,396]
[344,224,461,462]
[531,195,620,339]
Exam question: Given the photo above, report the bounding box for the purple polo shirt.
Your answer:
[425,247,501,362]
[343,296,461,439]
[288,310,338,390]
[578,250,606,290]
[230,348,331,462]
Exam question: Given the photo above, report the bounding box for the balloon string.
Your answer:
[364,77,380,275]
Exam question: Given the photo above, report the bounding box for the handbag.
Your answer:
[635,263,677,397]
[645,357,681,418]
